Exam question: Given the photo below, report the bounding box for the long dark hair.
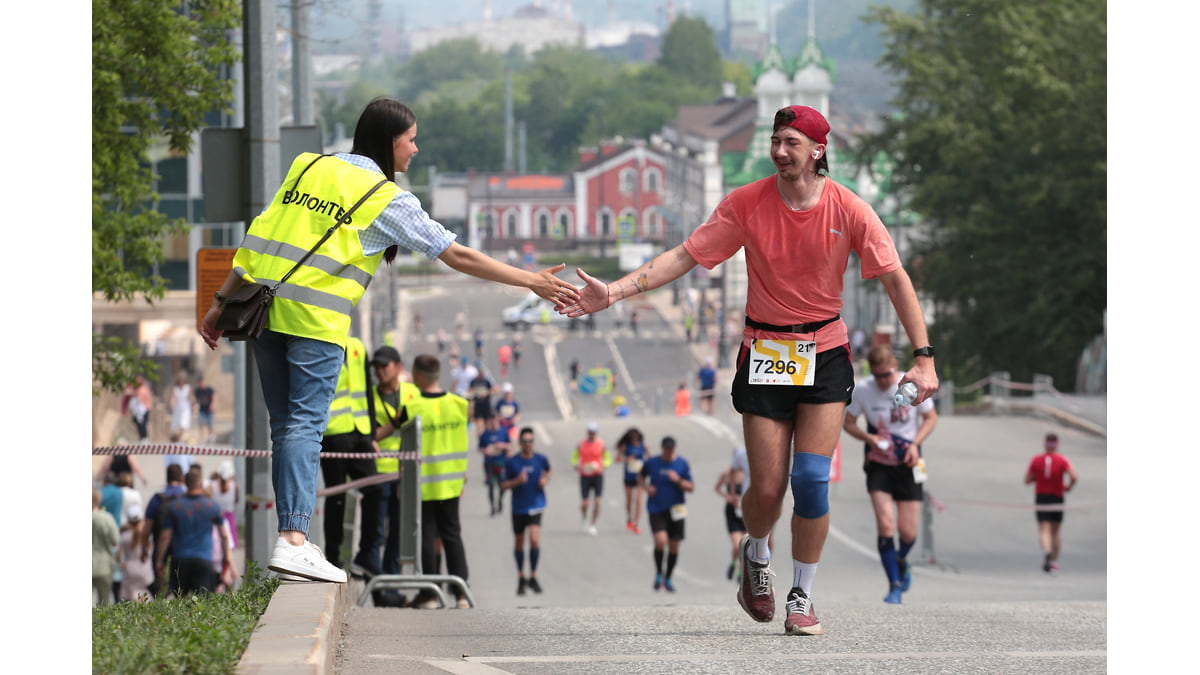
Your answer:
[350,97,417,264]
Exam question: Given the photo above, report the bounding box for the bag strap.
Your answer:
[272,176,392,290]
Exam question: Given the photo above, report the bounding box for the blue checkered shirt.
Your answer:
[325,153,456,259]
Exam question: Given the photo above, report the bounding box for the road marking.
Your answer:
[539,331,573,420]
[415,649,1108,670]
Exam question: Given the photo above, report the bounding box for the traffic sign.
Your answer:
[578,375,597,395]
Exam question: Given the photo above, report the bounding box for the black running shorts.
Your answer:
[865,461,923,502]
[648,510,686,541]
[1035,494,1065,523]
[511,511,543,534]
[732,343,855,419]
[579,474,604,498]
[724,503,746,534]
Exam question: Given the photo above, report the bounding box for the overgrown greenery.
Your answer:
[92,562,279,675]
[859,0,1106,387]
[92,0,241,394]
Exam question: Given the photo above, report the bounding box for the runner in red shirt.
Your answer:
[558,105,938,636]
[1024,433,1078,574]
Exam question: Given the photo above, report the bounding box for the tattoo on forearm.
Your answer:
[635,274,649,293]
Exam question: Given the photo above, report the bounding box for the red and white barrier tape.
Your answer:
[92,443,418,461]
[935,496,1105,512]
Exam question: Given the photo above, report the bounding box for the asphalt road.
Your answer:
[331,276,1108,675]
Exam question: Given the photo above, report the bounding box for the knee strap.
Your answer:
[790,452,832,519]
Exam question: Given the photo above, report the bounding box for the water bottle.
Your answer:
[894,382,918,407]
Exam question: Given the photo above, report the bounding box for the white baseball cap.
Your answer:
[586,421,599,432]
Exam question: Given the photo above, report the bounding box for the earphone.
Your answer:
[812,152,821,159]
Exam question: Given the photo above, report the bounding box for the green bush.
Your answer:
[92,562,278,675]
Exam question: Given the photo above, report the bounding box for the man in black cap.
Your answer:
[560,104,938,636]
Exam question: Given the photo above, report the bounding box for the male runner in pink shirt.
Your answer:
[559,105,938,635]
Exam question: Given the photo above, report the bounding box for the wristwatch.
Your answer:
[214,290,228,305]
[912,346,935,359]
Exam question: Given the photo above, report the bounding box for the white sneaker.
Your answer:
[587,525,599,536]
[268,538,348,583]
[276,572,312,582]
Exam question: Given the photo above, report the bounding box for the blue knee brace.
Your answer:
[790,452,832,519]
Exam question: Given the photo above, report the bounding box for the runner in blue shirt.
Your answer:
[502,427,552,595]
[639,436,694,592]
[698,357,718,415]
[478,416,512,517]
[616,427,648,534]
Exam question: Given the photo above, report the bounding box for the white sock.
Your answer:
[794,560,818,596]
[748,535,770,563]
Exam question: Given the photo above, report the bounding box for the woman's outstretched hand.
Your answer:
[529,263,580,308]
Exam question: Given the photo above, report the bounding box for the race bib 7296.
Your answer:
[747,339,816,386]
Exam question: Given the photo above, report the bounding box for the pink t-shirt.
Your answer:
[684,175,901,351]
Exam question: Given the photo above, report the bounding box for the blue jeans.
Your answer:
[253,330,344,536]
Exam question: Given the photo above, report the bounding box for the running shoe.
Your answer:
[664,578,676,593]
[587,524,599,536]
[456,596,471,609]
[1048,561,1060,575]
[884,585,902,604]
[898,559,912,592]
[735,534,775,623]
[626,521,635,532]
[632,525,642,535]
[517,577,527,595]
[654,573,663,591]
[527,577,543,594]
[784,587,823,635]
[727,561,736,580]
[1043,553,1052,573]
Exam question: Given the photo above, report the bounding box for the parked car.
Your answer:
[501,292,595,330]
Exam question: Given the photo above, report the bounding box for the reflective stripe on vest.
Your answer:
[326,337,370,436]
[232,153,399,348]
[405,393,470,501]
[374,381,421,474]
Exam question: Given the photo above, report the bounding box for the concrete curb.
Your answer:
[237,580,349,675]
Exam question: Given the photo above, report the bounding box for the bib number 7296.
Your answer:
[747,339,816,386]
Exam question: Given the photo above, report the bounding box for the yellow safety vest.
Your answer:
[232,153,399,348]
[402,392,470,501]
[324,337,370,436]
[373,380,421,474]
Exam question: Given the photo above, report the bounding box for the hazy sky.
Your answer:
[364,0,729,32]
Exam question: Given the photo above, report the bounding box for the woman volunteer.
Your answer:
[199,97,578,582]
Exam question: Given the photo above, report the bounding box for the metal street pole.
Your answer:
[243,0,279,572]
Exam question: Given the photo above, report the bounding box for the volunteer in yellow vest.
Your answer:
[389,354,472,609]
[199,98,580,584]
[370,345,420,585]
[318,335,383,578]
[573,421,612,535]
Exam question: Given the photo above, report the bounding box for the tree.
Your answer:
[657,15,723,92]
[92,0,240,393]
[397,38,506,103]
[860,0,1106,389]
